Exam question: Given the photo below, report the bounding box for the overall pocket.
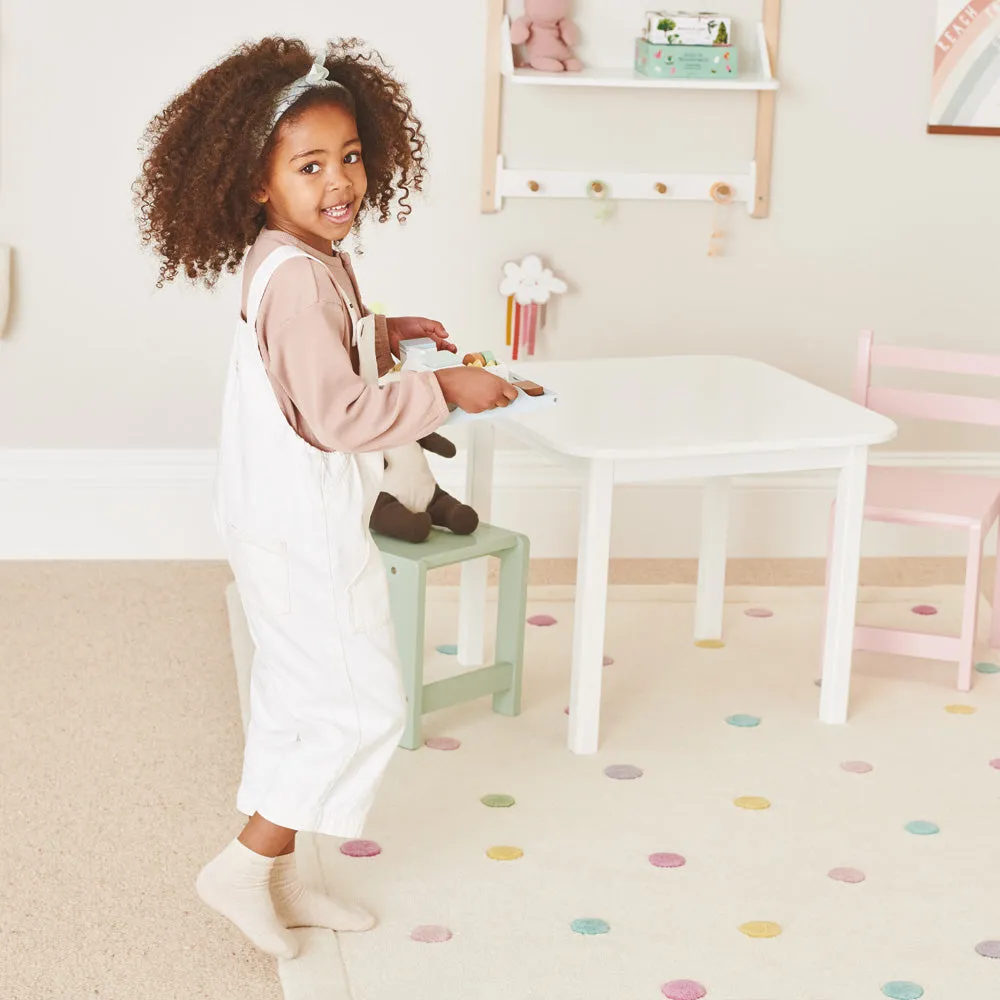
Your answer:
[347,540,393,635]
[227,525,292,618]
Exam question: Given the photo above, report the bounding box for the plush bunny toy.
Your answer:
[369,433,478,544]
[510,0,583,72]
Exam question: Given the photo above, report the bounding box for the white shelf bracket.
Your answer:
[500,16,515,76]
[756,22,774,81]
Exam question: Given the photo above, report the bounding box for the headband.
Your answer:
[268,59,352,134]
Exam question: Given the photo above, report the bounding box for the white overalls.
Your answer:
[214,245,406,838]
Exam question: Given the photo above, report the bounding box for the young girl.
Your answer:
[135,36,516,960]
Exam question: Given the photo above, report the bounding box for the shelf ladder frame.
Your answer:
[479,0,782,217]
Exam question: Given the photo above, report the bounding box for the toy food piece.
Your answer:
[513,379,545,397]
[463,352,487,367]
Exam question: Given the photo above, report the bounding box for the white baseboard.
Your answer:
[0,449,997,560]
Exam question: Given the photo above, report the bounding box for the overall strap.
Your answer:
[244,244,378,387]
[354,314,380,388]
[245,246,312,332]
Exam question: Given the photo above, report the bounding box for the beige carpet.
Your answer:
[0,562,281,1000]
[3,563,999,1000]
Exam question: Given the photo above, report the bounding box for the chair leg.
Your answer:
[991,526,1000,651]
[957,526,984,693]
[493,534,529,717]
[387,560,427,750]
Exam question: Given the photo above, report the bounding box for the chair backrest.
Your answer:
[854,329,1000,428]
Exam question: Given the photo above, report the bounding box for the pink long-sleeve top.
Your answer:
[240,227,448,453]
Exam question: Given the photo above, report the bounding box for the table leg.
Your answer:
[819,447,868,724]
[568,459,615,754]
[695,477,731,641]
[458,423,496,666]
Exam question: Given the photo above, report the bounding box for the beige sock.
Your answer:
[195,838,299,959]
[271,851,376,932]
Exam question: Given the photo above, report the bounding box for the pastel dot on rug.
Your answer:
[744,607,774,618]
[814,677,822,687]
[828,867,865,884]
[481,793,515,808]
[945,704,977,714]
[570,917,610,935]
[694,639,725,649]
[605,764,643,780]
[840,760,873,774]
[649,853,686,869]
[435,643,458,655]
[603,655,615,666]
[486,845,523,861]
[975,940,1000,959]
[990,759,1000,770]
[411,925,452,943]
[726,714,761,728]
[425,736,461,751]
[739,920,781,938]
[975,661,1000,674]
[734,796,771,810]
[527,614,557,626]
[904,820,939,836]
[661,980,707,1000]
[340,839,381,858]
[881,982,924,1000]
[911,604,937,616]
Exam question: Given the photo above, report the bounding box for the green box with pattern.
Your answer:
[634,38,738,79]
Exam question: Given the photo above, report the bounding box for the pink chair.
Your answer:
[826,330,1000,691]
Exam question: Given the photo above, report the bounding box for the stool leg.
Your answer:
[957,525,983,693]
[387,560,427,750]
[991,524,1000,650]
[493,534,529,717]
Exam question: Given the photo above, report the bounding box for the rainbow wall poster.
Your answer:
[930,1,1000,134]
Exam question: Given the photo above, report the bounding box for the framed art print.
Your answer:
[929,1,1000,134]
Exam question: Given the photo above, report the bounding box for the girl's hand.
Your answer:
[387,316,457,359]
[435,367,519,414]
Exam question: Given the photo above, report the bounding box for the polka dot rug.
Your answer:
[301,584,998,1000]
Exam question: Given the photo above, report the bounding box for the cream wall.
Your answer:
[0,0,998,558]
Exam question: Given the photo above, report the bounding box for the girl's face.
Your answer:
[256,102,368,254]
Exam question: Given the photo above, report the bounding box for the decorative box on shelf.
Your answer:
[634,38,738,79]
[644,11,732,46]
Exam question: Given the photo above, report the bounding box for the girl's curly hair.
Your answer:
[134,37,427,288]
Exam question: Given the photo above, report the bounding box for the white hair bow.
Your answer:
[267,57,351,137]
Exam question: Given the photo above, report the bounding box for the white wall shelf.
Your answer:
[500,17,780,93]
[480,1,782,217]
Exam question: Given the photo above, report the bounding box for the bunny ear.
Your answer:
[503,261,522,279]
[548,277,568,294]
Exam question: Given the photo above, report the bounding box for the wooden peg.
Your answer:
[654,182,668,195]
[710,181,733,204]
[589,180,605,196]
[527,180,540,192]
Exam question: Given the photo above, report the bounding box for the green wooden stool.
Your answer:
[374,523,529,750]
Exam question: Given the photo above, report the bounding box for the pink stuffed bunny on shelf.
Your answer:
[510,0,583,72]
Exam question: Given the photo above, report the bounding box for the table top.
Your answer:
[498,355,898,460]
